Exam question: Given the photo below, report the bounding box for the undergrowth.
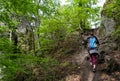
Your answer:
[112,26,120,50]
[0,54,60,81]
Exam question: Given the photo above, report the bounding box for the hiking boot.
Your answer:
[93,64,96,69]
[90,62,92,66]
[93,64,96,72]
[93,68,96,72]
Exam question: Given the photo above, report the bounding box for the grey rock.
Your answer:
[101,15,116,36]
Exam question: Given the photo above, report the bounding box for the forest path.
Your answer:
[65,47,101,81]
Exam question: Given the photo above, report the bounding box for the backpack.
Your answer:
[88,36,97,49]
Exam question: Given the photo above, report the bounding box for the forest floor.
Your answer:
[63,48,96,81]
[62,48,120,81]
[57,33,120,81]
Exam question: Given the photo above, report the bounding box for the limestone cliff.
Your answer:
[99,0,120,50]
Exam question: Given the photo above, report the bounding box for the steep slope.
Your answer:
[58,0,120,80]
[60,35,120,81]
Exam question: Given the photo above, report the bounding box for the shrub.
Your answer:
[0,54,59,81]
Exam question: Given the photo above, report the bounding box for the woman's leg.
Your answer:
[92,54,97,70]
[89,55,93,65]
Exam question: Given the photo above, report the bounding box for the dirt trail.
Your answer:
[78,49,96,81]
[87,71,95,81]
[65,47,98,81]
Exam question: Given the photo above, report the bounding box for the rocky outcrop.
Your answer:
[96,1,120,81]
[99,0,120,37]
[99,0,119,51]
[99,35,117,53]
[16,17,38,54]
[101,15,116,36]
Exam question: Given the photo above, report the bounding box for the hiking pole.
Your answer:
[81,41,85,64]
[82,45,84,56]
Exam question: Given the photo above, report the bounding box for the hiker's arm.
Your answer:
[86,38,89,48]
[95,36,99,44]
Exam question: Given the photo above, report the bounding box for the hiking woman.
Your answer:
[86,33,99,72]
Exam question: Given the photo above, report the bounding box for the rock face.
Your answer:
[16,17,37,54]
[101,15,116,36]
[99,35,117,53]
[96,1,120,80]
[98,0,119,51]
[99,0,120,37]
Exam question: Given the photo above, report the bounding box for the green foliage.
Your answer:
[0,0,100,55]
[71,0,100,30]
[103,0,120,49]
[103,0,120,20]
[36,23,66,54]
[0,25,9,33]
[0,0,103,80]
[0,38,14,53]
[35,0,100,55]
[113,27,120,38]
[0,54,59,81]
[112,26,120,49]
